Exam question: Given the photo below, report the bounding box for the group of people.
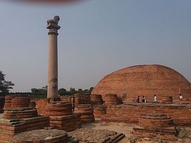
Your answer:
[137,95,147,103]
[136,94,183,103]
[137,95,156,103]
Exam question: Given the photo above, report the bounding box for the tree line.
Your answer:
[31,86,94,96]
[0,71,94,97]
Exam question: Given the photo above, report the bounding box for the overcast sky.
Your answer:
[0,0,191,92]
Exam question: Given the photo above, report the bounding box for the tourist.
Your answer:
[154,94,157,102]
[142,96,146,103]
[179,94,183,100]
[137,96,140,103]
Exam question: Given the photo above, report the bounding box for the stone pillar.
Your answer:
[47,16,61,98]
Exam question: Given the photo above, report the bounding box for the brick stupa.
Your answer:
[92,64,191,102]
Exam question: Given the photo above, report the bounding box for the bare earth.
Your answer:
[82,119,191,143]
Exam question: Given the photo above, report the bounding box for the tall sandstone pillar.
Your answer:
[47,16,61,98]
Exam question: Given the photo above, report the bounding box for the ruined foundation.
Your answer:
[11,128,71,143]
[36,98,82,132]
[74,104,95,123]
[133,113,178,141]
[46,102,81,131]
[101,103,191,126]
[0,95,49,143]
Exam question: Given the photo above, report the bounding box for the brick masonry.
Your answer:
[92,65,191,102]
[101,103,191,126]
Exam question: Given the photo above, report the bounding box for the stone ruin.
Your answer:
[0,95,49,142]
[36,97,81,132]
[0,92,126,143]
[100,97,191,141]
[74,104,95,124]
[1,91,190,142]
[101,102,191,126]
[133,113,178,141]
[36,94,96,125]
[46,102,81,131]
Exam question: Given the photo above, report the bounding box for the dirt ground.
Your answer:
[82,119,191,143]
[82,119,133,143]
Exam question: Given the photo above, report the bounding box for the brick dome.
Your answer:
[91,64,191,102]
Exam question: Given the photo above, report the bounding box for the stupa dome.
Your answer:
[91,64,191,102]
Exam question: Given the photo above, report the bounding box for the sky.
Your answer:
[0,0,191,92]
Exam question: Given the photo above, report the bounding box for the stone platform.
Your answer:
[0,95,50,143]
[0,116,49,143]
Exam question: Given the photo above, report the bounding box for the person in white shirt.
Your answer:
[179,94,183,100]
[142,96,147,103]
[154,94,157,102]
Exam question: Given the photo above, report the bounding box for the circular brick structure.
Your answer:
[139,113,174,129]
[74,104,95,123]
[133,113,178,140]
[92,64,191,102]
[11,129,69,143]
[45,102,72,116]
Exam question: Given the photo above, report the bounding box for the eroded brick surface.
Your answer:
[92,65,191,102]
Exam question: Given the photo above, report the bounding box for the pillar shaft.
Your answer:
[47,16,60,98]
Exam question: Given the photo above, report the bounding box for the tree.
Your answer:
[31,86,47,95]
[89,87,94,93]
[0,71,14,95]
[69,87,76,95]
[58,88,67,95]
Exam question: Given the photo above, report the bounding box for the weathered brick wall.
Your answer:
[36,98,50,115]
[0,116,49,142]
[74,104,95,124]
[101,103,191,126]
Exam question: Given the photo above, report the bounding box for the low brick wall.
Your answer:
[0,116,49,142]
[101,103,191,126]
